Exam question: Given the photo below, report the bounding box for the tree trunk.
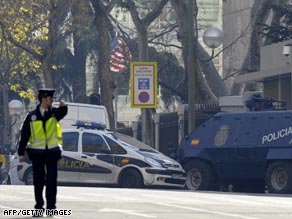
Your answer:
[72,40,87,102]
[70,0,89,102]
[138,27,154,146]
[42,0,58,88]
[171,0,218,104]
[1,84,9,152]
[41,59,54,88]
[91,0,115,131]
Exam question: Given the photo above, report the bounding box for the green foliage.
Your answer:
[260,3,292,43]
[261,24,292,43]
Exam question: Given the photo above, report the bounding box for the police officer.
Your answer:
[18,88,67,216]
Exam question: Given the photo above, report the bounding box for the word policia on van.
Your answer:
[262,127,292,144]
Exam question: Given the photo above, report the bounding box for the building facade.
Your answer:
[222,0,254,93]
[236,40,292,109]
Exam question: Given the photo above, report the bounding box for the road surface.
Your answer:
[0,185,291,219]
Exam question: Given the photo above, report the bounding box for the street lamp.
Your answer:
[202,27,224,61]
[188,26,224,134]
[9,99,24,116]
[203,27,224,49]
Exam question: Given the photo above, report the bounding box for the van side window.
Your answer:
[82,133,108,153]
[104,136,126,154]
[62,132,79,152]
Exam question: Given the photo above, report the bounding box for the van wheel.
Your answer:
[266,161,292,194]
[184,160,216,190]
[119,169,143,188]
[24,168,33,185]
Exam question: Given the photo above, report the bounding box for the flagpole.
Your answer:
[114,76,118,131]
[113,30,118,132]
[109,29,132,132]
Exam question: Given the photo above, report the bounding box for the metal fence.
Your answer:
[118,103,220,157]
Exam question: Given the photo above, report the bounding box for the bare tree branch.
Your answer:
[149,41,182,49]
[126,0,142,30]
[143,0,169,26]
[105,0,118,13]
[148,24,177,41]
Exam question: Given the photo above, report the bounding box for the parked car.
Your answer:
[17,121,186,188]
[6,153,25,185]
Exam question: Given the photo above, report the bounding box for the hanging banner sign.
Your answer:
[130,62,157,108]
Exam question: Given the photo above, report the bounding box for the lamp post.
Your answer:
[187,25,224,133]
[8,100,25,151]
[187,0,196,134]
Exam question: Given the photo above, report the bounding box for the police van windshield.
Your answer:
[111,133,157,153]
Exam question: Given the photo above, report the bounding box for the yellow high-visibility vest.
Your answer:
[0,154,5,169]
[28,117,62,150]
[0,154,5,163]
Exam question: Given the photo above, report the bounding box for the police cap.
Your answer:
[38,88,56,98]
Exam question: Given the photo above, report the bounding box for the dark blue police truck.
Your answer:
[177,96,292,194]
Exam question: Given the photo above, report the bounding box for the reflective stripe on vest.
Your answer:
[28,117,62,150]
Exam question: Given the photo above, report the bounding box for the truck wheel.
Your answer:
[24,168,33,185]
[266,161,292,194]
[119,169,143,188]
[184,160,216,190]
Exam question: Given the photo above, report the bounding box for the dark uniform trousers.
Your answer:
[30,149,60,210]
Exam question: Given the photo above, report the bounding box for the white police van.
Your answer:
[17,121,186,188]
[52,102,110,129]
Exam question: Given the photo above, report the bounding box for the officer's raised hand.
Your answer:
[59,100,66,107]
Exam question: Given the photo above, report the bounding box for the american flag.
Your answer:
[109,36,132,73]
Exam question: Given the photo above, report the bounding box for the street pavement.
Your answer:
[0,185,292,219]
